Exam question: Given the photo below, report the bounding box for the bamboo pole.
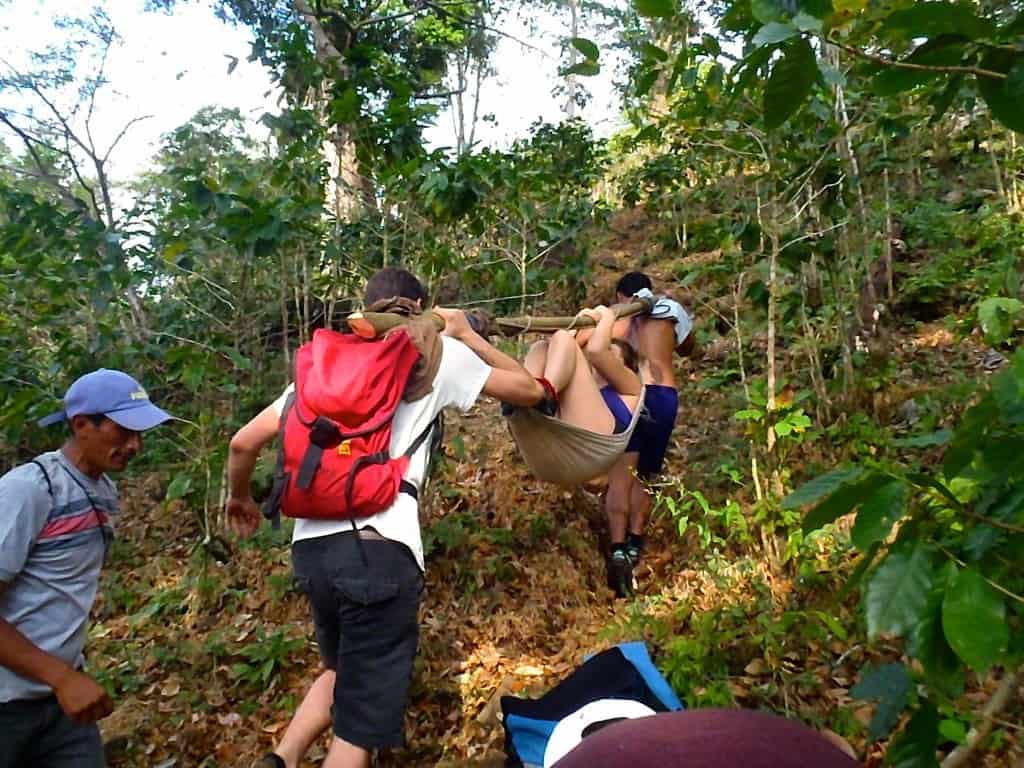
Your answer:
[347,298,655,340]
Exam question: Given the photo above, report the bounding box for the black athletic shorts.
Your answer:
[291,530,424,750]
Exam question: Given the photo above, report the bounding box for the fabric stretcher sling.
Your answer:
[505,385,646,486]
[347,297,655,487]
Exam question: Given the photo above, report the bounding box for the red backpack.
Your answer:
[263,327,436,522]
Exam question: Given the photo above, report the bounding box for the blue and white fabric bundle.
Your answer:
[500,642,684,767]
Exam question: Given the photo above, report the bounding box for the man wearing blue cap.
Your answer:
[0,369,174,768]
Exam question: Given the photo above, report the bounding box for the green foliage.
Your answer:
[850,661,913,740]
[977,298,1023,346]
[763,38,818,130]
[230,628,303,688]
[655,481,750,553]
[796,351,1024,757]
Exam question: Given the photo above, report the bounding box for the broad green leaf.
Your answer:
[819,63,846,87]
[165,474,193,502]
[783,466,864,509]
[908,566,966,698]
[838,542,881,601]
[163,241,187,261]
[938,719,967,745]
[752,0,797,24]
[792,10,823,31]
[763,37,818,130]
[734,408,763,421]
[812,609,848,641]
[798,0,833,19]
[883,2,995,41]
[636,69,659,96]
[852,480,907,551]
[979,51,1024,132]
[702,34,721,57]
[803,473,884,533]
[752,22,798,46]
[872,39,965,96]
[865,540,937,638]
[942,567,1008,673]
[850,661,912,740]
[886,703,940,768]
[942,396,996,478]
[832,0,868,24]
[570,37,600,61]
[640,42,669,62]
[634,0,675,18]
[892,430,952,448]
[1007,59,1024,101]
[977,297,1023,345]
[562,61,601,77]
[226,347,252,371]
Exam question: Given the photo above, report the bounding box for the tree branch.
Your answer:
[102,114,153,165]
[941,665,1021,768]
[829,38,1007,81]
[0,111,90,214]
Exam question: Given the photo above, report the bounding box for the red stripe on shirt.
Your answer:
[39,509,109,540]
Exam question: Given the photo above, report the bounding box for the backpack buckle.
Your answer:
[309,416,342,448]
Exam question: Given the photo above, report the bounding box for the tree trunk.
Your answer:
[292,0,374,220]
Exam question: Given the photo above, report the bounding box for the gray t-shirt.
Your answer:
[0,450,118,702]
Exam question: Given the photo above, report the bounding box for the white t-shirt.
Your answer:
[271,335,491,571]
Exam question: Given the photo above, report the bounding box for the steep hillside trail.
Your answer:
[90,211,1020,767]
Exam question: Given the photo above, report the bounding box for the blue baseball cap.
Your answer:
[38,369,174,431]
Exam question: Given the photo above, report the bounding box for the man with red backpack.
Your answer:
[225,268,544,768]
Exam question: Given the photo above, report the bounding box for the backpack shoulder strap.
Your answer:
[262,392,297,529]
[398,414,445,502]
[29,459,54,498]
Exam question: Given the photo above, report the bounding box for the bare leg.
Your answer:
[628,476,652,536]
[273,669,335,768]
[322,736,372,768]
[540,330,581,394]
[605,454,638,544]
[542,332,615,434]
[523,339,549,378]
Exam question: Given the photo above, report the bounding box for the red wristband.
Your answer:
[535,377,559,407]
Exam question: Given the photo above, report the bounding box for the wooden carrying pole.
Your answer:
[347,297,654,340]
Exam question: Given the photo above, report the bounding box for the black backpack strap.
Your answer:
[29,460,53,498]
[397,414,444,502]
[262,391,296,529]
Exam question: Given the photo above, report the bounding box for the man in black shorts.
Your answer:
[226,268,545,768]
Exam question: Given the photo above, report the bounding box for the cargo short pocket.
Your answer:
[333,576,400,606]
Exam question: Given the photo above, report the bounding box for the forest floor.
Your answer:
[91,210,1024,767]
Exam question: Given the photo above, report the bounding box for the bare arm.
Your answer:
[228,404,279,500]
[435,308,544,406]
[583,307,642,397]
[0,582,111,722]
[226,404,280,537]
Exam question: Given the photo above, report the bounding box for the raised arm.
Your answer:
[434,307,545,406]
[582,306,642,397]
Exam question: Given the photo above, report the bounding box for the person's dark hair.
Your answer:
[364,268,428,307]
[67,413,108,436]
[615,271,652,298]
[611,339,639,373]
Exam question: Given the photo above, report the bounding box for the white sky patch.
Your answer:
[0,0,628,180]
